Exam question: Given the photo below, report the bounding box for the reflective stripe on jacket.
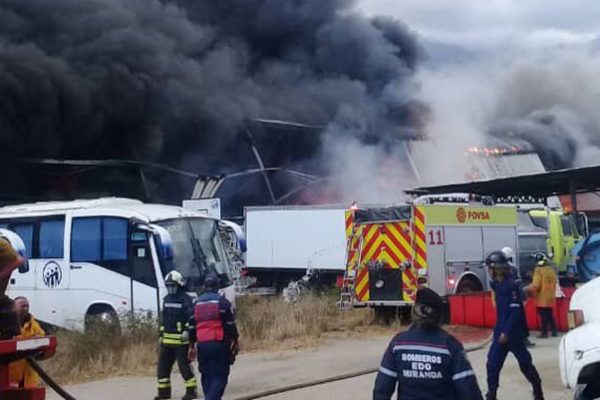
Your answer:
[193,291,238,343]
[373,326,482,400]
[160,291,193,346]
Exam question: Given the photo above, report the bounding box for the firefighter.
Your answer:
[0,238,23,340]
[485,251,544,400]
[501,246,535,348]
[9,296,45,388]
[528,254,558,338]
[191,273,239,400]
[373,288,483,400]
[155,271,197,400]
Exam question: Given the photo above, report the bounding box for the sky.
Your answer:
[357,0,600,51]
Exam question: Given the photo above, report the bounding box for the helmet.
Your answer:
[501,247,514,261]
[204,273,219,289]
[485,251,510,270]
[534,252,548,266]
[165,271,185,294]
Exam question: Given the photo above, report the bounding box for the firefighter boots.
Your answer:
[181,386,198,400]
[485,390,497,400]
[154,388,171,400]
[533,385,545,400]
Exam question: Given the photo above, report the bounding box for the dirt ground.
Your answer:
[47,332,573,400]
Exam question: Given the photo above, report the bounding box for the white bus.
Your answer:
[3,198,236,330]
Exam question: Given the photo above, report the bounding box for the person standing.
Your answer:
[373,288,483,400]
[0,238,24,340]
[528,254,558,338]
[9,296,45,388]
[155,271,198,400]
[191,273,239,400]
[485,251,544,400]
[501,247,535,348]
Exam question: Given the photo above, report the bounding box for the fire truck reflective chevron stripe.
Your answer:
[345,211,353,237]
[345,211,360,274]
[413,206,427,274]
[354,221,415,303]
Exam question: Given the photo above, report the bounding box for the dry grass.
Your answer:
[236,291,378,351]
[42,292,390,383]
[42,313,158,384]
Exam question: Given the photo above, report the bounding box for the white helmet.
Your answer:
[165,270,185,287]
[501,247,514,261]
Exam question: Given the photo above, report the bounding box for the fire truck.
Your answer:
[339,196,520,309]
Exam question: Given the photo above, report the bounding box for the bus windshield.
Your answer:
[156,218,231,288]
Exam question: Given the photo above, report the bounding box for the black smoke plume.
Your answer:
[0,0,422,174]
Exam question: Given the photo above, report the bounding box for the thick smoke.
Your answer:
[0,0,422,180]
[416,48,600,183]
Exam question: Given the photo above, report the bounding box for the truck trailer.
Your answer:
[244,205,348,290]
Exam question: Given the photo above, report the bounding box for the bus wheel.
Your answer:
[85,305,120,335]
[456,277,483,294]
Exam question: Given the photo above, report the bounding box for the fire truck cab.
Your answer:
[340,197,519,308]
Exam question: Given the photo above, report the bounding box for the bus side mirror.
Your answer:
[0,229,29,273]
[148,224,174,261]
[135,223,174,262]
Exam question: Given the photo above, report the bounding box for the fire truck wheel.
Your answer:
[455,277,483,294]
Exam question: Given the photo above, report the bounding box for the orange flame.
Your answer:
[467,145,521,156]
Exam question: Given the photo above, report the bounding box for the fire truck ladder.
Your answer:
[339,233,364,310]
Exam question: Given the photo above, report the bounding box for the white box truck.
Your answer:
[244,205,348,290]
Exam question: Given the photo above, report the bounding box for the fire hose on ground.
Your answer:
[28,334,493,400]
[26,356,77,400]
[232,333,494,400]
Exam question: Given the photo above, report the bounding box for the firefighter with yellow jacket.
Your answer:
[155,271,198,400]
[528,254,558,338]
[9,296,45,388]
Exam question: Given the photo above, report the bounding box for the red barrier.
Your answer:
[524,299,540,331]
[450,289,573,332]
[463,293,485,327]
[449,295,465,325]
[483,291,497,328]
[556,297,570,332]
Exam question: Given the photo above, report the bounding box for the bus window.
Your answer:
[39,220,65,258]
[156,218,231,288]
[13,223,33,259]
[189,219,228,277]
[103,218,127,261]
[71,218,101,262]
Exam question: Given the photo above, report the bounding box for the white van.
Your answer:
[559,278,600,399]
[3,198,236,330]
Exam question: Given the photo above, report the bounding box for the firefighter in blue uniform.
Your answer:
[373,288,483,400]
[502,246,535,348]
[485,251,544,400]
[155,271,198,400]
[191,273,239,400]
